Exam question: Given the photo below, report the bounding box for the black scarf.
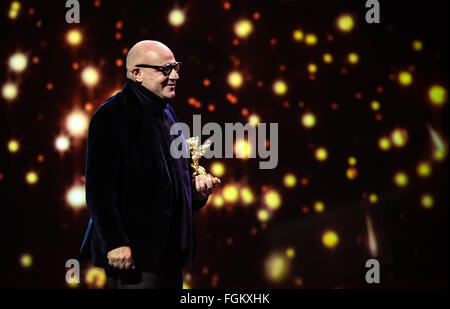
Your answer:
[124,78,193,265]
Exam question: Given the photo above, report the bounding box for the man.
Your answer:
[77,40,220,289]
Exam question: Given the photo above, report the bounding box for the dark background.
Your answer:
[0,0,448,288]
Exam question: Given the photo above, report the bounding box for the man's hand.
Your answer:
[193,174,221,201]
[107,246,135,270]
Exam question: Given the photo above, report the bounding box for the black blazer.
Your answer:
[77,84,207,270]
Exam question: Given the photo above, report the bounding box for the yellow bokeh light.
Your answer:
[323,53,333,64]
[210,162,225,177]
[433,148,447,162]
[305,33,318,46]
[9,52,28,72]
[2,82,18,101]
[428,85,447,106]
[322,230,339,249]
[265,253,289,282]
[398,71,413,86]
[286,248,295,259]
[264,190,281,210]
[85,267,107,289]
[66,276,79,288]
[337,14,354,32]
[227,71,243,89]
[168,9,185,27]
[292,29,304,41]
[67,185,86,208]
[314,201,325,213]
[378,137,391,151]
[348,52,359,64]
[421,194,434,209]
[257,209,270,222]
[8,139,20,153]
[66,29,83,46]
[8,10,19,19]
[66,111,88,137]
[213,195,224,208]
[394,172,408,188]
[81,66,100,87]
[273,79,288,96]
[428,125,447,162]
[183,282,191,289]
[248,114,260,126]
[20,253,32,268]
[55,135,70,152]
[416,162,432,178]
[346,167,358,180]
[412,40,423,52]
[369,193,378,204]
[301,112,316,128]
[234,19,253,38]
[234,139,252,158]
[315,147,328,161]
[9,10,18,19]
[9,1,20,19]
[371,100,380,111]
[223,184,239,203]
[308,63,318,74]
[348,156,357,166]
[26,171,39,185]
[283,173,297,188]
[240,187,254,205]
[390,129,409,148]
[12,1,21,10]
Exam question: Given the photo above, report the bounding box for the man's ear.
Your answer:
[132,68,143,83]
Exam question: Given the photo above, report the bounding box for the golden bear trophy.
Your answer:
[185,136,212,179]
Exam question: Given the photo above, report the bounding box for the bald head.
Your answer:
[125,40,179,100]
[126,40,174,78]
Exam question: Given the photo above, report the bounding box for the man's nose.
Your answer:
[169,69,179,80]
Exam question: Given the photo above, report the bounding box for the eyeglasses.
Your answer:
[135,62,181,76]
